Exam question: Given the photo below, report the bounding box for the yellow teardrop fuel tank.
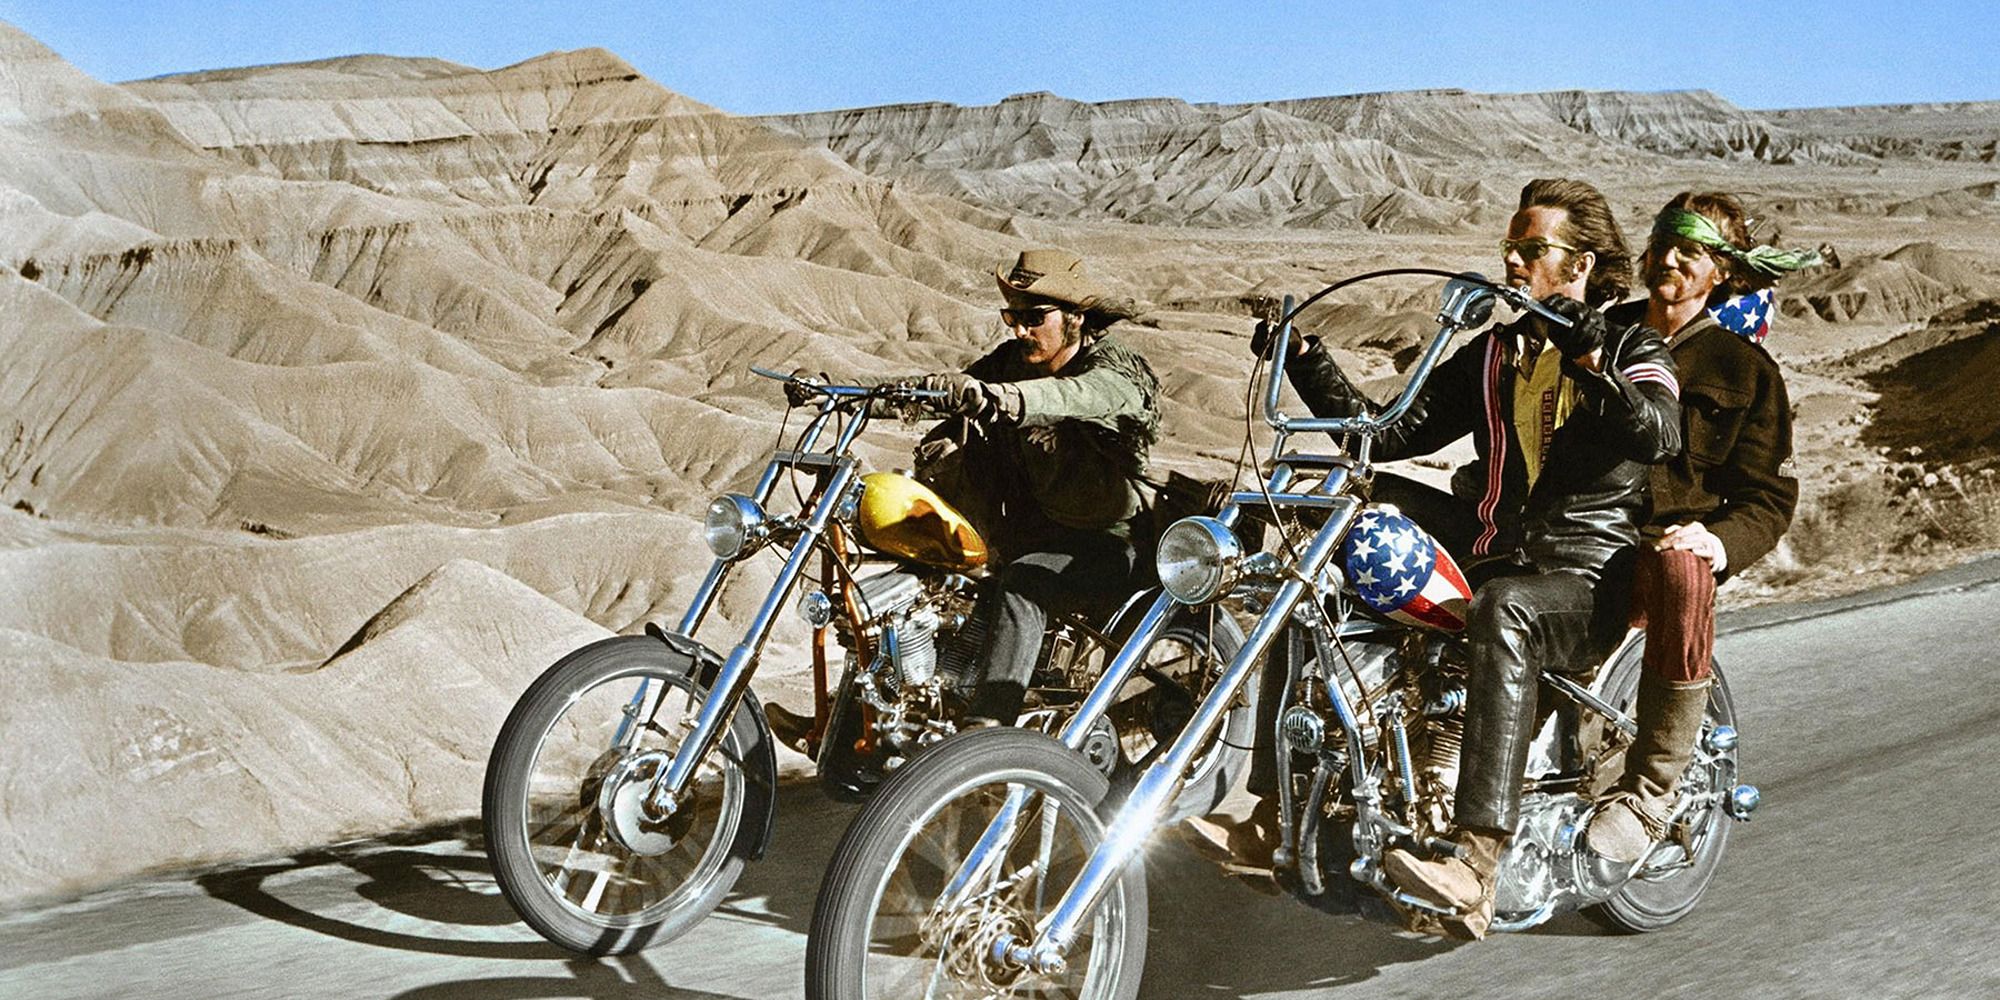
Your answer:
[854,472,988,573]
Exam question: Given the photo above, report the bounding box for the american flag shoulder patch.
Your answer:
[1621,361,1680,398]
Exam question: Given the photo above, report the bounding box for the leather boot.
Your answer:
[1181,795,1281,867]
[1383,826,1508,940]
[1585,674,1713,864]
[763,701,816,755]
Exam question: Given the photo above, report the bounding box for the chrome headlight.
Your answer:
[1156,516,1244,605]
[703,493,767,560]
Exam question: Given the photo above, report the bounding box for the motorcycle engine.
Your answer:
[837,569,980,692]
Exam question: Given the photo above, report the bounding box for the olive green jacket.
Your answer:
[957,331,1161,535]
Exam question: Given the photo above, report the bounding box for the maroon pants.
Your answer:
[1628,546,1716,683]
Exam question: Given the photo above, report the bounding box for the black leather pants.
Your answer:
[1454,569,1599,832]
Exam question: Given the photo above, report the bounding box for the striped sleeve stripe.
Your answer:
[1473,337,1504,556]
[1622,362,1680,398]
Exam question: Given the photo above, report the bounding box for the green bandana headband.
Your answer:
[1654,209,1824,278]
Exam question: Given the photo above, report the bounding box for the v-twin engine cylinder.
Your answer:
[842,569,977,691]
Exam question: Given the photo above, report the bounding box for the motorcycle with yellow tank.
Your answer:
[481,367,1249,954]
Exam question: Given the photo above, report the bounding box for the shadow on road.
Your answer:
[382,962,743,1000]
[196,783,855,998]
[195,822,572,962]
[1135,836,1460,998]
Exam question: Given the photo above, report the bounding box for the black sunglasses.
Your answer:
[1499,236,1582,262]
[1001,305,1059,327]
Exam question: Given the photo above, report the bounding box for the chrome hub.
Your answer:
[596,749,690,856]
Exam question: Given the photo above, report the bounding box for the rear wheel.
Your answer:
[1585,658,1739,933]
[807,727,1147,1000]
[483,636,772,954]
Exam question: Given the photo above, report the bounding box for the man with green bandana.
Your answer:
[1586,193,1819,863]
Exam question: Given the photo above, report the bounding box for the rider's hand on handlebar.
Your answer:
[920,372,986,417]
[920,372,1022,422]
[1250,319,1309,360]
[784,371,826,407]
[1538,295,1608,360]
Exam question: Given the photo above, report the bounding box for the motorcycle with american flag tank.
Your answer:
[804,273,1762,1000]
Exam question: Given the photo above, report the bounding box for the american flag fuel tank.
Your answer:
[1339,505,1471,631]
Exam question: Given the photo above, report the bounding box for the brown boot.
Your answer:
[1180,795,1281,869]
[1585,674,1713,864]
[1383,826,1507,940]
[763,701,816,754]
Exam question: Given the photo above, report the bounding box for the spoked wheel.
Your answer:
[1094,609,1249,823]
[808,727,1146,1000]
[483,635,773,954]
[1586,658,1740,933]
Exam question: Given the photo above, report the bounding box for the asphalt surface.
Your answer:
[4,556,1998,1000]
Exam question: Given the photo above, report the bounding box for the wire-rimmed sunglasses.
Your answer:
[1499,237,1582,262]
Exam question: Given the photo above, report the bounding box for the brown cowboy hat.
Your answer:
[994,248,1106,311]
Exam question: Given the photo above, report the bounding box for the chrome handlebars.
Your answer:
[1260,272,1574,437]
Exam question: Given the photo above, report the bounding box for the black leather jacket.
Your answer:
[1288,314,1681,578]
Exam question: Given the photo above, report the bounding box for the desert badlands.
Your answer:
[0,19,1996,903]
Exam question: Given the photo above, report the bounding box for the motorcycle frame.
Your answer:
[628,379,1171,820]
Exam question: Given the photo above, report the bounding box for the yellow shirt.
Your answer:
[1512,334,1580,491]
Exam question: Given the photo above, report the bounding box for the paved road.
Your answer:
[5,558,1999,1000]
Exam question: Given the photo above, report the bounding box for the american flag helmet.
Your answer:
[1339,504,1472,632]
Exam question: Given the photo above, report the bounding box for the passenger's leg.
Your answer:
[1587,546,1717,862]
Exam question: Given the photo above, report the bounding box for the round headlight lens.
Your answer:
[1156,516,1242,605]
[704,493,766,559]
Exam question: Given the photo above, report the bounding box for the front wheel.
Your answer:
[1586,659,1740,933]
[483,635,774,954]
[808,727,1147,1000]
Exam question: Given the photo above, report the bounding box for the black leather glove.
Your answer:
[1538,294,1607,359]
[783,371,825,407]
[1251,319,1313,359]
[920,372,994,419]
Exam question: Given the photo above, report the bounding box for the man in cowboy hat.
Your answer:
[918,248,1162,725]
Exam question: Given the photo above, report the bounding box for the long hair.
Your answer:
[1518,178,1633,307]
[1080,296,1141,338]
[1645,191,1766,300]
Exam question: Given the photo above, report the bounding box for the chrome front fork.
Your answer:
[1018,495,1361,971]
[641,458,860,819]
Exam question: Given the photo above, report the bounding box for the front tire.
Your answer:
[807,727,1147,1000]
[1585,658,1740,933]
[483,635,773,954]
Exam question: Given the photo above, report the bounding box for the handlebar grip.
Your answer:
[1493,285,1575,328]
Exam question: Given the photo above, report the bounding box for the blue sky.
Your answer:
[1,1,1991,114]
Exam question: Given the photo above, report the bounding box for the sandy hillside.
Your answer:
[1,17,1996,901]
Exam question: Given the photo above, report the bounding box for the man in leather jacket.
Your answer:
[915,249,1162,726]
[1583,193,1810,863]
[1275,179,1681,937]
